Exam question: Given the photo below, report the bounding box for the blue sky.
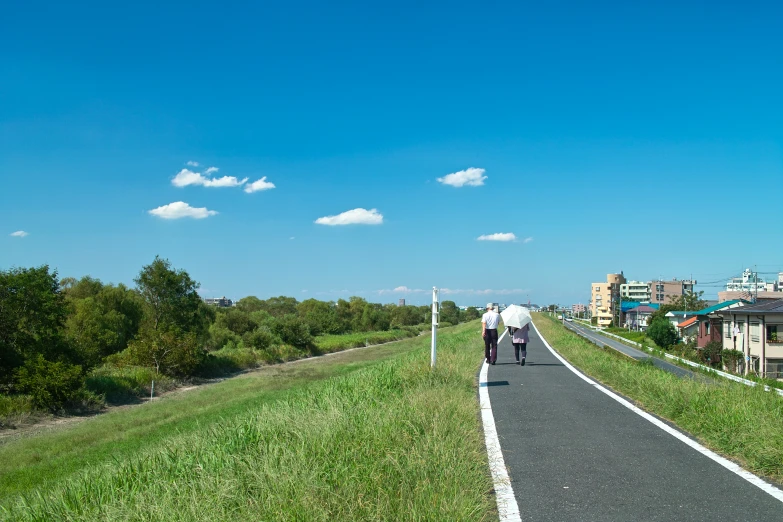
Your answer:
[2,1,782,306]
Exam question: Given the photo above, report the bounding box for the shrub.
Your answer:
[647,318,678,349]
[242,326,280,351]
[14,355,85,411]
[722,349,744,373]
[272,315,313,350]
[699,341,723,368]
[206,324,241,351]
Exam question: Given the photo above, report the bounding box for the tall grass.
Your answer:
[535,313,783,483]
[85,366,177,404]
[0,321,495,521]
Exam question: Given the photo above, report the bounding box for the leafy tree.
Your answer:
[647,317,678,349]
[0,266,68,386]
[359,303,391,332]
[648,291,708,324]
[214,308,256,336]
[242,326,280,351]
[258,296,299,318]
[134,256,206,336]
[125,329,205,376]
[64,284,144,368]
[700,341,723,368]
[463,307,481,321]
[236,296,265,313]
[271,315,313,349]
[60,276,104,300]
[390,304,427,327]
[297,299,340,335]
[439,301,461,325]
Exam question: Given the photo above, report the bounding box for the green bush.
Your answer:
[14,355,85,411]
[647,318,678,349]
[206,324,241,351]
[700,341,723,368]
[721,349,744,373]
[242,326,280,351]
[272,315,313,350]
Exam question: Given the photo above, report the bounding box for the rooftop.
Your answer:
[717,298,783,314]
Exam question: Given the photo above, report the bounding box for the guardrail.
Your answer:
[568,322,783,397]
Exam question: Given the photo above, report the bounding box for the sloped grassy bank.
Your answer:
[1,321,495,521]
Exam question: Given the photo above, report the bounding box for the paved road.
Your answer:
[487,325,782,521]
[562,321,702,380]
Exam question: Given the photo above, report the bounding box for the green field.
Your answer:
[0,321,494,521]
[534,313,783,484]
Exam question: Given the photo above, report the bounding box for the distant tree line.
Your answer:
[0,257,479,413]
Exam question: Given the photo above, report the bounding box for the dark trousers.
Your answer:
[484,329,498,363]
[513,342,527,361]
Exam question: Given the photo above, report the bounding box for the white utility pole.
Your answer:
[431,287,439,369]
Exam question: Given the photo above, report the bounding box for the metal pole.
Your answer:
[151,380,155,400]
[431,287,439,369]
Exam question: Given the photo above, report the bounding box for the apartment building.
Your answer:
[590,272,626,327]
[620,281,651,301]
[649,279,696,305]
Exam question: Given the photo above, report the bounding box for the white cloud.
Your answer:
[477,232,517,242]
[172,168,247,188]
[523,237,533,244]
[315,208,383,226]
[290,236,295,240]
[10,230,29,238]
[437,167,487,187]
[378,286,425,294]
[244,176,276,193]
[148,201,218,219]
[205,166,219,175]
[186,161,200,167]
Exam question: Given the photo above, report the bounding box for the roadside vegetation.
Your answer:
[0,321,494,521]
[534,313,783,484]
[1,260,480,426]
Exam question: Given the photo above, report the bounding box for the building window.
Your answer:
[751,322,760,342]
[768,325,781,342]
[704,322,710,335]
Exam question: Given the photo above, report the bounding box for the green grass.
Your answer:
[314,328,420,352]
[534,313,783,484]
[0,321,495,521]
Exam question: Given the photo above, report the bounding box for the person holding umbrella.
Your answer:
[501,304,533,366]
[482,303,500,365]
[511,323,530,365]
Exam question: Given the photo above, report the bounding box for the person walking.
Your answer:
[482,303,500,365]
[511,323,530,365]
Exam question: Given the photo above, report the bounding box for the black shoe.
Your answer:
[520,359,526,366]
[515,360,520,365]
[491,361,496,365]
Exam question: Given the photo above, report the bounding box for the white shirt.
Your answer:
[482,310,500,329]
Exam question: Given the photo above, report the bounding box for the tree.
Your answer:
[125,330,205,376]
[236,296,265,313]
[0,266,68,386]
[297,299,339,336]
[439,301,461,325]
[64,284,144,368]
[134,256,206,336]
[214,308,256,336]
[258,296,299,318]
[647,317,678,349]
[463,307,481,321]
[648,291,708,324]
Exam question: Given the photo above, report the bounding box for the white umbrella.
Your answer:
[501,304,532,329]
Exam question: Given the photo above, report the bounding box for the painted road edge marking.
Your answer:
[479,329,522,521]
[531,321,783,504]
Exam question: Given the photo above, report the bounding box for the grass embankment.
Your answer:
[0,321,494,521]
[534,313,783,484]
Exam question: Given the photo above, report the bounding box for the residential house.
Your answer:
[665,311,691,331]
[691,300,746,348]
[624,304,657,331]
[718,299,783,379]
[677,316,699,343]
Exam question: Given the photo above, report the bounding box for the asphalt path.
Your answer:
[562,321,703,380]
[487,325,783,521]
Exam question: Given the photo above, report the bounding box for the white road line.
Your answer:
[479,329,522,522]
[531,321,783,504]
